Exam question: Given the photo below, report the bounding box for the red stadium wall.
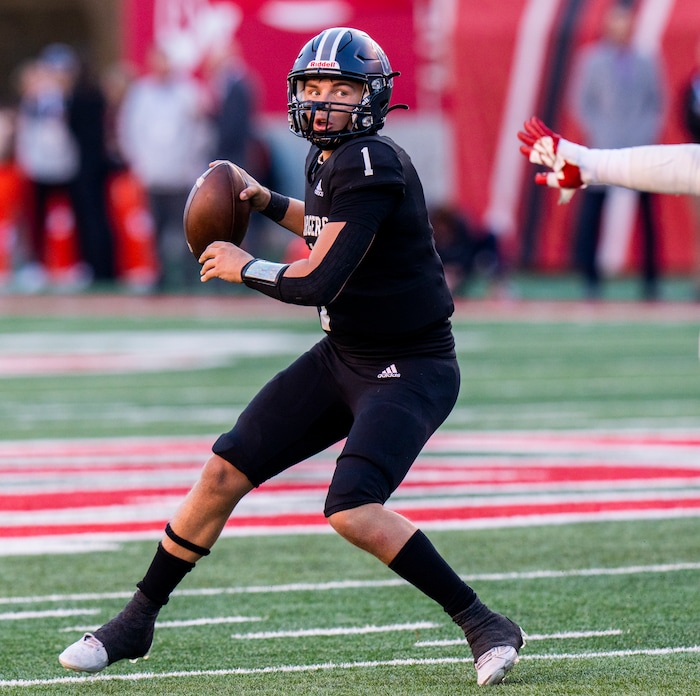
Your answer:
[119,0,700,275]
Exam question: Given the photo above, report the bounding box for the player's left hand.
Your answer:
[517,116,585,204]
[199,241,254,284]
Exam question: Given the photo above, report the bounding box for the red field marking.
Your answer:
[3,463,700,512]
[1,431,699,541]
[3,497,700,539]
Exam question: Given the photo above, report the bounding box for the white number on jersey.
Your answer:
[319,306,331,331]
[360,146,374,177]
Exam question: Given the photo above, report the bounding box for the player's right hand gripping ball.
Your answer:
[183,161,251,258]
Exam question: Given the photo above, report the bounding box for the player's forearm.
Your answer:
[559,140,700,195]
[257,190,305,235]
[278,197,306,236]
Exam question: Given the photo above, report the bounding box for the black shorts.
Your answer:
[212,336,460,516]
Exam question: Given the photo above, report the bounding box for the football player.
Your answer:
[60,28,524,686]
[518,115,700,201]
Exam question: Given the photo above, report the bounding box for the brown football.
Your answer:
[183,161,251,258]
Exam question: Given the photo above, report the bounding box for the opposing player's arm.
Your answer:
[518,116,700,198]
[558,141,700,196]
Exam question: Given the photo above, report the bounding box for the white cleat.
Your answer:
[58,633,109,673]
[475,645,520,686]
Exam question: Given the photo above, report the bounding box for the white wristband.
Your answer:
[241,259,288,285]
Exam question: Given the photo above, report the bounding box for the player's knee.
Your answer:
[327,504,382,548]
[327,508,352,539]
[199,454,253,502]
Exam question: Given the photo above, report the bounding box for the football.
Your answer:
[182,161,251,258]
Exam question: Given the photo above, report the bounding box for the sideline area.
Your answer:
[0,286,699,322]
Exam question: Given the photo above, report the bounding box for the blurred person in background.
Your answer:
[203,41,255,173]
[117,44,212,291]
[14,52,80,288]
[14,44,116,289]
[202,41,273,260]
[101,61,136,171]
[430,204,505,297]
[60,44,117,284]
[569,1,666,300]
[681,36,700,301]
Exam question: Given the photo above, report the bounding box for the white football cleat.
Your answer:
[475,644,520,686]
[58,633,109,673]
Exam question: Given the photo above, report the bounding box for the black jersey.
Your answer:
[302,135,454,347]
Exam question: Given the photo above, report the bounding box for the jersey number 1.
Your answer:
[361,146,374,177]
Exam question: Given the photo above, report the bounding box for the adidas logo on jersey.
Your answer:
[314,179,324,197]
[377,364,400,379]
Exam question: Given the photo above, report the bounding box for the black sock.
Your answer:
[388,530,477,615]
[91,545,196,665]
[94,589,161,664]
[452,597,523,662]
[136,542,196,607]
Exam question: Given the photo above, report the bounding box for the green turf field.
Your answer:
[1,307,699,439]
[0,300,698,694]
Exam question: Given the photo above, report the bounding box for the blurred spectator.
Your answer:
[430,204,505,297]
[117,44,212,291]
[14,44,117,289]
[203,41,255,169]
[101,61,137,172]
[14,53,80,288]
[569,2,665,300]
[202,41,273,259]
[60,45,117,283]
[681,36,700,301]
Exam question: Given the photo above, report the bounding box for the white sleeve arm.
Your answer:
[557,140,700,196]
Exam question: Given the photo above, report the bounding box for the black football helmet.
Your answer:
[287,27,401,149]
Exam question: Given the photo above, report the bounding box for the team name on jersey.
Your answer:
[303,214,328,240]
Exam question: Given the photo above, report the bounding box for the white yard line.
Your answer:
[2,647,699,688]
[60,615,263,633]
[229,622,440,640]
[0,609,99,621]
[415,629,624,646]
[2,561,698,606]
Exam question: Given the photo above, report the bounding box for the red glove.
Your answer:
[517,117,584,203]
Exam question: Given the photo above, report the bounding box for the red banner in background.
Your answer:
[121,0,419,113]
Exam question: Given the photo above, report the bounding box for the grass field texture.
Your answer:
[0,296,698,694]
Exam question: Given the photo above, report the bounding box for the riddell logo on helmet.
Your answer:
[307,60,340,70]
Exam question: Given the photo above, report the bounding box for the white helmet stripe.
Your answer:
[315,29,332,61]
[326,28,347,63]
[315,27,349,63]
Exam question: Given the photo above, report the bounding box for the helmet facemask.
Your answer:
[288,77,376,149]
